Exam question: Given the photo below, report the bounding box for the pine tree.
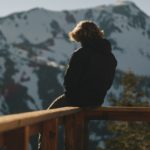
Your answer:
[104,71,150,150]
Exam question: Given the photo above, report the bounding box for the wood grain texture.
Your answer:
[64,112,89,150]
[5,127,29,150]
[0,107,80,133]
[40,119,58,150]
[84,106,150,121]
[0,106,150,150]
[64,114,76,150]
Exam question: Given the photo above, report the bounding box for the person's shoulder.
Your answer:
[101,38,112,52]
[70,47,87,61]
[101,38,111,45]
[74,47,83,53]
[73,47,85,56]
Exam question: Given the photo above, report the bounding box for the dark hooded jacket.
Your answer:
[64,38,117,106]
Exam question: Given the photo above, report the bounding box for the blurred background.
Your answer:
[0,0,150,149]
[0,0,150,17]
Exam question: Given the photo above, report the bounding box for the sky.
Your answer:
[0,0,150,17]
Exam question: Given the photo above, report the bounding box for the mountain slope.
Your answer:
[0,1,150,114]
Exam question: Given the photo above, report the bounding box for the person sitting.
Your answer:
[48,20,117,109]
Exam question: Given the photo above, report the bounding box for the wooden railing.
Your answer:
[0,106,150,150]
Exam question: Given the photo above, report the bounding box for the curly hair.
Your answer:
[68,20,104,42]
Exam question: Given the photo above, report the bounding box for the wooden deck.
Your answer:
[0,106,150,150]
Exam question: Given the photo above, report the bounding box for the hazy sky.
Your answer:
[0,0,150,17]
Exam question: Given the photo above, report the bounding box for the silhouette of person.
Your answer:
[38,20,117,150]
[48,20,117,108]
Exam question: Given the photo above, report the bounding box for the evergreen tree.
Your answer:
[104,71,150,150]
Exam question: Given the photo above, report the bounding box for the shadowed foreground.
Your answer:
[0,106,150,150]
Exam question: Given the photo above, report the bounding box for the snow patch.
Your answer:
[0,57,5,78]
[111,27,150,75]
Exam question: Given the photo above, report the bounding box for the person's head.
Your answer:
[69,20,104,43]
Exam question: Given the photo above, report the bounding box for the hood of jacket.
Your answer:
[81,38,112,55]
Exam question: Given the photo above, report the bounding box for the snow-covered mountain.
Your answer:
[0,1,150,114]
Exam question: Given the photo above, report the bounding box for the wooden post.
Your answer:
[41,119,58,150]
[64,112,88,150]
[5,126,30,150]
[0,134,5,149]
[64,115,76,150]
[75,112,88,150]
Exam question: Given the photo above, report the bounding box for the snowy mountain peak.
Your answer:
[0,1,150,73]
[0,1,150,114]
[115,0,136,5]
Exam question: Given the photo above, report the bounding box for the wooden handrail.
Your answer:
[84,106,150,121]
[0,106,150,150]
[0,107,81,133]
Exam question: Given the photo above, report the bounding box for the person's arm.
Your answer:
[64,50,85,92]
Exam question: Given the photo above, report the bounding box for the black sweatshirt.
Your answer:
[64,38,117,106]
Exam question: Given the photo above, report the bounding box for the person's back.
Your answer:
[48,20,117,108]
[38,20,117,150]
[64,37,117,106]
